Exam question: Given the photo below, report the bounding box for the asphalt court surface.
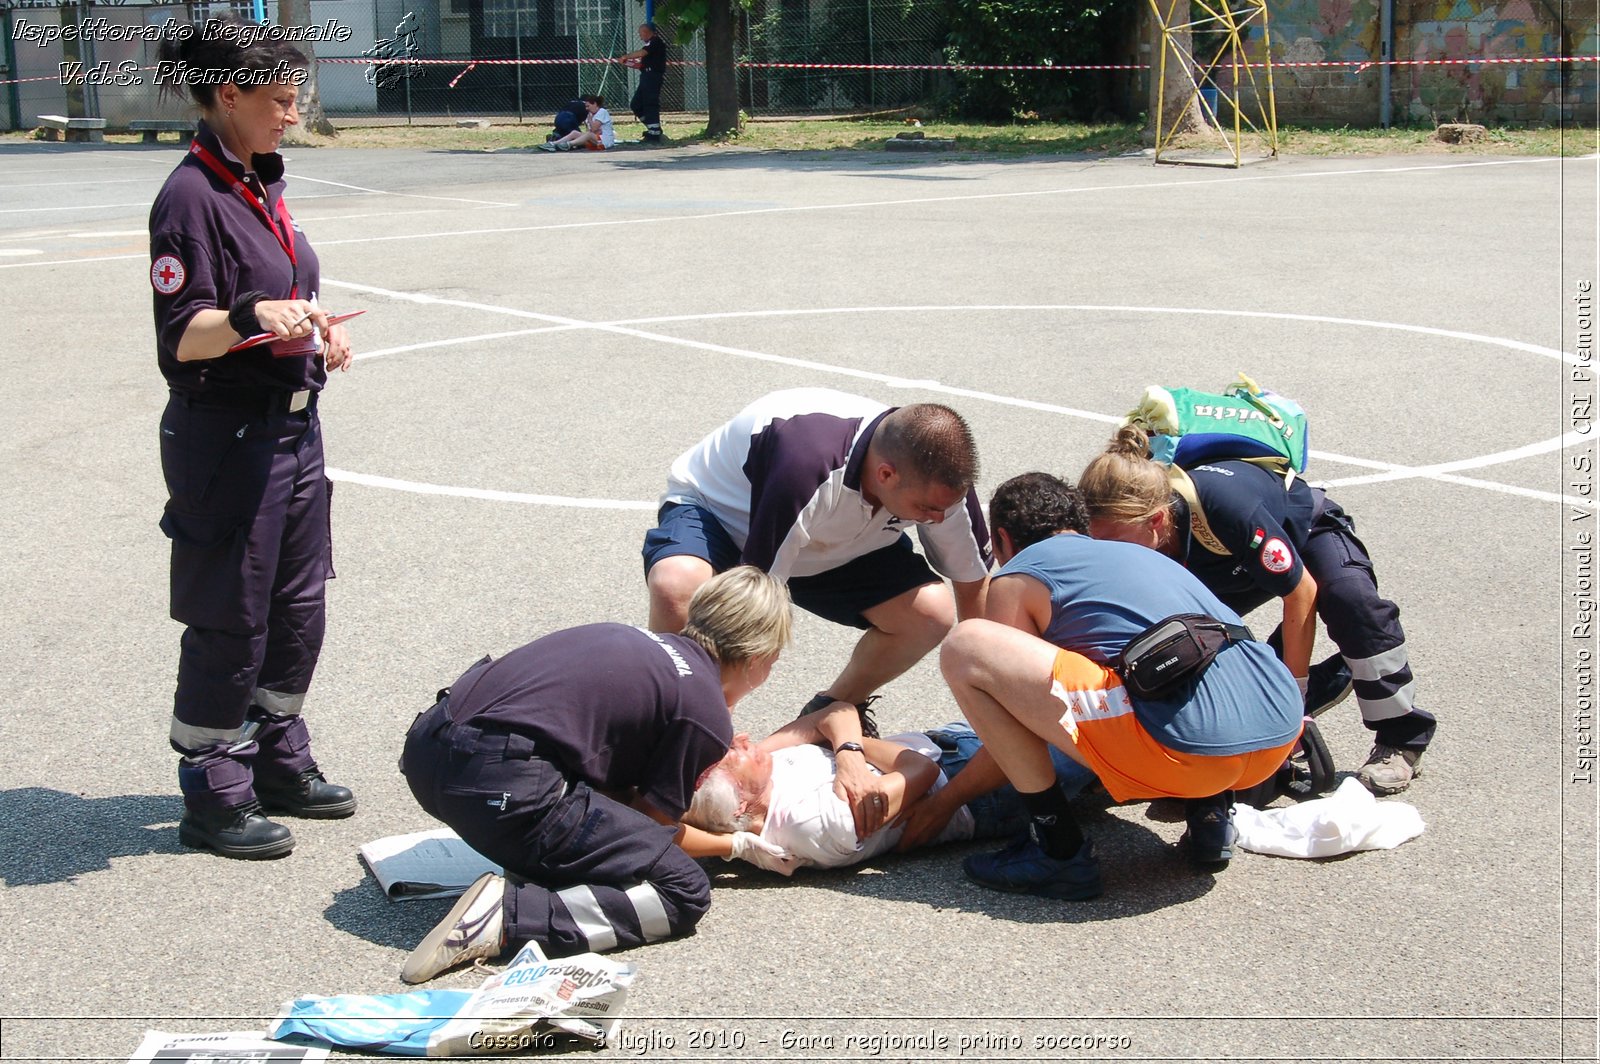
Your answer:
[0,138,1596,1061]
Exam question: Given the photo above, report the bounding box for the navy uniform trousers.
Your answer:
[401,696,711,958]
[159,392,330,811]
[1296,494,1436,752]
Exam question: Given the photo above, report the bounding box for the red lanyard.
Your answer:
[189,139,299,298]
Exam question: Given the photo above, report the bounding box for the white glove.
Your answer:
[1296,675,1310,697]
[727,832,801,876]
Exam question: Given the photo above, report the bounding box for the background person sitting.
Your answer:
[541,96,615,152]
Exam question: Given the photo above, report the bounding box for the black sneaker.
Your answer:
[1181,793,1238,866]
[178,800,295,860]
[257,769,357,819]
[1304,654,1353,718]
[797,692,880,739]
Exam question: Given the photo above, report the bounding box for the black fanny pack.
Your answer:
[1115,614,1254,700]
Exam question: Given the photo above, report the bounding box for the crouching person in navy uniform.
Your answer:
[149,19,357,860]
[940,475,1303,900]
[1080,426,1437,795]
[400,567,793,982]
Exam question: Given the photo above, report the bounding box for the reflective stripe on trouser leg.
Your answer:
[507,845,711,958]
[1300,502,1434,742]
[252,688,306,716]
[554,885,618,953]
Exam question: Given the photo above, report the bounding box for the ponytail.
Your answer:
[1079,425,1173,525]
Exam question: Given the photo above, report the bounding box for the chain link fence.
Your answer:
[1,0,954,131]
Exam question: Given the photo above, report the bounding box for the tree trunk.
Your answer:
[1145,0,1205,143]
[704,0,740,137]
[279,0,336,138]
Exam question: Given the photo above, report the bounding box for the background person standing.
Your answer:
[618,22,668,143]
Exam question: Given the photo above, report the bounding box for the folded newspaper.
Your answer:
[128,1030,329,1062]
[270,943,638,1057]
[360,828,500,900]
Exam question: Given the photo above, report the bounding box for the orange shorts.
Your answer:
[1048,650,1299,803]
[586,141,606,151]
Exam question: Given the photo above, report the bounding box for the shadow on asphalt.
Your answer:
[0,787,188,885]
[324,881,462,950]
[707,809,1217,922]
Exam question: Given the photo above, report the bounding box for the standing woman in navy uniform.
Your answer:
[1079,427,1436,795]
[149,17,356,859]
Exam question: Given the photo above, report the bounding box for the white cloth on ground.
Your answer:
[1234,776,1424,858]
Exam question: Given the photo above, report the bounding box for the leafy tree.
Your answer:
[656,0,750,136]
[941,0,1125,120]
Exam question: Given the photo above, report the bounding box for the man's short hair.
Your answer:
[875,404,979,491]
[988,472,1090,551]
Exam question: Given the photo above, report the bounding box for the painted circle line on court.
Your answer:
[325,296,1590,511]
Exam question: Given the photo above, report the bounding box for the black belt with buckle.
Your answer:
[175,388,317,415]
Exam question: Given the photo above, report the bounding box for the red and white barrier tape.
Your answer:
[3,53,1593,88]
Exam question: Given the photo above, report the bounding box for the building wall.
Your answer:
[1264,0,1594,126]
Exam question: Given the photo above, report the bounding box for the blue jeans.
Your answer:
[925,724,1098,840]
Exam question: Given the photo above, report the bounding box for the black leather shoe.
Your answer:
[178,800,295,860]
[257,769,358,819]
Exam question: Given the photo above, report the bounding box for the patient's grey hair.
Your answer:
[684,765,757,834]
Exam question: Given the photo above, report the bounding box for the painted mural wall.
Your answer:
[1260,0,1596,125]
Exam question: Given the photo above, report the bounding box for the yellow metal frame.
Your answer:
[1148,0,1279,167]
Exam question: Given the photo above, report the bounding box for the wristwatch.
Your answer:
[835,742,865,755]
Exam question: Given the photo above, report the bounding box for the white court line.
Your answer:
[287,172,518,208]
[322,283,1594,508]
[0,191,352,215]
[352,326,579,361]
[0,177,167,189]
[324,469,654,510]
[2,153,1585,268]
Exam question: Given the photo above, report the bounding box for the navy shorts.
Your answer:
[643,502,940,630]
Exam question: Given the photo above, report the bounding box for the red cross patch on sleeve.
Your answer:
[150,254,186,295]
[1260,537,1295,574]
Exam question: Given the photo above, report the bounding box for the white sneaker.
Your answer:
[401,872,506,983]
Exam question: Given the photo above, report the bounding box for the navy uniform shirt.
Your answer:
[149,120,325,395]
[449,623,733,820]
[1178,460,1318,617]
[640,34,666,75]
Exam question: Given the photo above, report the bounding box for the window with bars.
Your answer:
[482,0,579,37]
[188,0,256,24]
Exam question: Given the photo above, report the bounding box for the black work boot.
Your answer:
[178,799,295,860]
[257,768,357,819]
[176,747,294,859]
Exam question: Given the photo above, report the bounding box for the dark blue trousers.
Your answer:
[160,393,330,806]
[1300,495,1435,752]
[401,697,711,958]
[631,73,663,133]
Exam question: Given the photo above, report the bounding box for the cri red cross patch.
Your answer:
[151,254,186,295]
[1260,537,1294,574]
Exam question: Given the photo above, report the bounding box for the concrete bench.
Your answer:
[129,119,194,143]
[36,114,106,143]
